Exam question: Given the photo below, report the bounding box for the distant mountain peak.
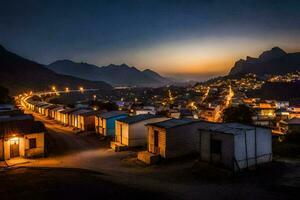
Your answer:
[258,46,287,61]
[47,60,170,87]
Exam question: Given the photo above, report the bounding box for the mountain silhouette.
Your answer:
[229,47,300,76]
[0,45,111,94]
[47,60,171,87]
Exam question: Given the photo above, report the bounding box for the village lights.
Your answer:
[79,87,84,92]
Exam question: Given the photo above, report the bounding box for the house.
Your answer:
[44,105,59,118]
[95,111,128,136]
[77,111,97,131]
[138,118,202,164]
[0,115,46,160]
[198,123,272,171]
[69,109,91,129]
[39,104,53,116]
[135,106,156,115]
[59,108,80,126]
[49,106,64,120]
[111,114,168,151]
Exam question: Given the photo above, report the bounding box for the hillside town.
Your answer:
[1,69,299,166]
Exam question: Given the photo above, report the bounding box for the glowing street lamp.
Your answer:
[79,87,84,92]
[65,87,70,92]
[93,94,97,101]
[52,86,56,91]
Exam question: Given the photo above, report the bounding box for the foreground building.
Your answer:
[138,118,202,164]
[0,115,46,160]
[111,114,168,150]
[198,123,272,171]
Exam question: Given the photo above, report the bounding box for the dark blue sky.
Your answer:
[1,0,300,80]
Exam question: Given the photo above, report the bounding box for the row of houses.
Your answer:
[0,104,46,160]
[24,100,98,132]
[102,110,273,171]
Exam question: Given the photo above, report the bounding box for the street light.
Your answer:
[93,94,96,101]
[52,86,56,91]
[65,87,69,92]
[79,87,84,92]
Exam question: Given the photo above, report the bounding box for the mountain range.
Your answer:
[0,45,111,94]
[47,60,171,87]
[229,47,300,76]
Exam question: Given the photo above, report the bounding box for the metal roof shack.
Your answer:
[117,114,156,124]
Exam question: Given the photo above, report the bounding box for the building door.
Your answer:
[153,130,159,154]
[154,130,159,147]
[10,138,20,158]
[210,139,222,164]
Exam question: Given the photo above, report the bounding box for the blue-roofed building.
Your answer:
[111,114,168,150]
[95,111,128,136]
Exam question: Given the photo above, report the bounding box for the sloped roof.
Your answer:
[287,117,300,125]
[198,122,264,135]
[96,111,127,119]
[117,114,156,124]
[147,118,199,129]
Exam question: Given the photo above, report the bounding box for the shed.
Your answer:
[145,118,202,159]
[198,123,272,171]
[77,111,97,131]
[69,109,91,129]
[112,114,168,149]
[95,111,128,136]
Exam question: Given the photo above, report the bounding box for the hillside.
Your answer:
[229,47,300,77]
[0,45,112,94]
[47,60,171,87]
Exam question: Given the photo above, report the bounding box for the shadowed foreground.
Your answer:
[0,167,168,200]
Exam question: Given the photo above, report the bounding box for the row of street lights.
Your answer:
[51,86,85,93]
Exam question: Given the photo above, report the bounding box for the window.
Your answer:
[211,139,222,154]
[29,138,37,149]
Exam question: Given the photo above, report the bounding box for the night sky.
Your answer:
[1,0,300,80]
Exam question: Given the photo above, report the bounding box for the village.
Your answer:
[0,74,299,199]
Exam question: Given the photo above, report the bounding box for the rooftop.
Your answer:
[287,117,300,125]
[147,118,199,129]
[199,122,265,135]
[96,111,127,119]
[117,114,156,124]
[0,114,33,123]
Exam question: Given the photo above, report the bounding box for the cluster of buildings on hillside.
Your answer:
[0,104,45,161]
[241,98,300,134]
[267,71,300,83]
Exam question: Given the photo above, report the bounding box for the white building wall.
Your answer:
[234,128,272,170]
